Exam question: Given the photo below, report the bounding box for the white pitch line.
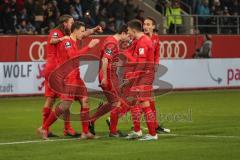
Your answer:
[0,134,240,146]
[0,138,78,146]
[159,134,240,139]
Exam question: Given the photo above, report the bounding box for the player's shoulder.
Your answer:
[104,36,117,44]
[152,33,160,41]
[61,39,73,49]
[103,36,118,49]
[49,28,63,38]
[140,35,153,46]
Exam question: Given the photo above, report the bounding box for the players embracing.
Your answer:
[38,16,169,141]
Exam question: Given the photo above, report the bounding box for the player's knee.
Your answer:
[60,101,72,111]
[46,97,56,107]
[81,97,89,105]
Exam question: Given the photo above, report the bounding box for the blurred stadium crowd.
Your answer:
[0,0,239,35]
[157,0,240,34]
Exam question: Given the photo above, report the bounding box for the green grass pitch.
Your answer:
[0,90,240,160]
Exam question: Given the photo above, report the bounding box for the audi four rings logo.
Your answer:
[29,41,47,61]
[159,41,187,59]
[28,40,187,61]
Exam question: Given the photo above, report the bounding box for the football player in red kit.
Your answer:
[42,14,77,137]
[37,21,100,140]
[98,25,130,137]
[124,19,158,140]
[143,17,170,134]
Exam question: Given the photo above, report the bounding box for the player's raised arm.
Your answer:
[50,36,70,44]
[74,39,100,56]
[79,25,103,39]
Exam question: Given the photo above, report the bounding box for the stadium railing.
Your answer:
[159,15,240,35]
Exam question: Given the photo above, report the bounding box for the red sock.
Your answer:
[81,108,90,134]
[150,101,159,129]
[118,104,130,118]
[43,107,63,130]
[110,107,119,134]
[131,106,142,132]
[64,109,71,130]
[42,107,52,126]
[143,106,156,136]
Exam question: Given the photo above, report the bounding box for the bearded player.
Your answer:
[42,14,77,137]
[143,17,170,134]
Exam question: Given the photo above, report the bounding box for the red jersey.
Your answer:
[46,28,64,65]
[134,35,154,63]
[99,36,120,81]
[124,35,154,79]
[151,34,160,64]
[57,38,90,80]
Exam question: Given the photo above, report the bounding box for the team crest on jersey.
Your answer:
[65,42,71,48]
[52,32,58,38]
[139,48,145,55]
[105,48,113,55]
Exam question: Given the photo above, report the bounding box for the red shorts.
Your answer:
[60,77,88,101]
[44,63,58,98]
[122,72,154,102]
[99,70,121,103]
[133,73,154,101]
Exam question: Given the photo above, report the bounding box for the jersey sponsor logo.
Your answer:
[105,48,113,55]
[139,48,145,55]
[65,42,71,49]
[52,32,58,38]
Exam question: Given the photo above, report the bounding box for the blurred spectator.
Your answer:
[197,0,211,33]
[136,9,144,23]
[211,0,223,15]
[43,1,59,28]
[197,0,211,19]
[73,0,83,18]
[112,0,125,31]
[69,5,80,20]
[99,20,107,34]
[106,0,114,18]
[82,10,96,28]
[166,0,183,34]
[41,21,55,35]
[193,34,212,58]
[15,19,36,34]
[18,8,28,21]
[34,0,44,34]
[2,0,17,33]
[81,0,97,19]
[16,0,24,11]
[104,20,116,34]
[125,0,138,22]
[99,0,109,12]
[96,7,108,24]
[155,0,165,14]
[221,6,231,34]
[24,0,35,23]
[57,0,70,14]
[230,0,239,14]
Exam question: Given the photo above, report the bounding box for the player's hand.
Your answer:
[88,39,100,48]
[100,78,107,87]
[60,36,70,41]
[94,25,103,33]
